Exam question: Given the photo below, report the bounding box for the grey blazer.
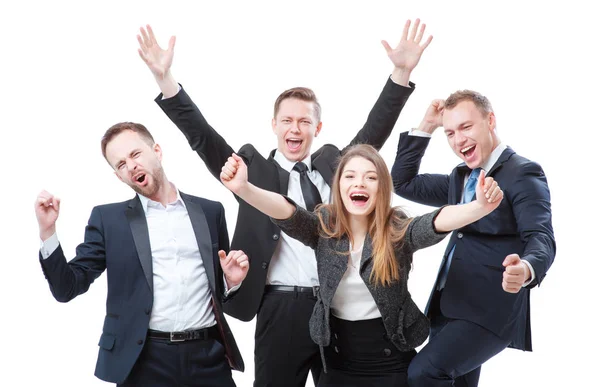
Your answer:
[272,203,448,370]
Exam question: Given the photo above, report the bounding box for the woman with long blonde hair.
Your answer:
[220,144,503,386]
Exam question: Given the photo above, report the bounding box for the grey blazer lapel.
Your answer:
[181,193,217,294]
[125,196,153,292]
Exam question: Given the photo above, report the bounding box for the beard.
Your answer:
[128,165,165,199]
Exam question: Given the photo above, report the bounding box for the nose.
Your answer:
[290,121,300,133]
[125,158,137,172]
[454,131,467,146]
[354,179,366,188]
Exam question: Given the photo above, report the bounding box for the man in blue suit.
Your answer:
[35,122,248,386]
[392,90,555,387]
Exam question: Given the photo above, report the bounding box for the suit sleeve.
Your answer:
[342,79,415,153]
[269,197,320,250]
[155,87,236,182]
[403,208,449,253]
[39,207,106,303]
[392,131,451,207]
[509,161,556,287]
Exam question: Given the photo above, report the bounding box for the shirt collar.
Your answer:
[137,184,185,213]
[273,150,313,173]
[481,143,507,173]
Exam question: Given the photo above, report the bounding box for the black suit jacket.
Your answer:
[391,132,556,351]
[156,78,414,321]
[39,193,244,384]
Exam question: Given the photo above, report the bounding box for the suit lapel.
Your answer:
[312,152,335,187]
[125,196,153,292]
[268,149,290,195]
[451,164,470,205]
[487,147,514,176]
[181,193,217,294]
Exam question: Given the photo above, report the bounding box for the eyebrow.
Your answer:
[343,169,377,174]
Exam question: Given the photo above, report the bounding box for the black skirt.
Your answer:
[318,315,416,387]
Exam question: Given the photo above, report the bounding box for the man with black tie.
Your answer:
[392,91,556,386]
[35,122,248,386]
[137,19,432,386]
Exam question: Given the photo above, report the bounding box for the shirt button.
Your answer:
[137,339,144,345]
[457,232,463,239]
[262,262,268,269]
[272,234,279,241]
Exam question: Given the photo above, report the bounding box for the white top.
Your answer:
[330,244,382,321]
[267,151,331,286]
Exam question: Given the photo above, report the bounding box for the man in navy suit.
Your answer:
[392,91,555,387]
[35,122,248,386]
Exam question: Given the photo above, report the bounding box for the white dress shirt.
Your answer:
[40,188,236,332]
[267,151,331,286]
[409,130,536,285]
[331,244,381,321]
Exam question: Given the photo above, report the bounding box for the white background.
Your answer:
[1,0,597,386]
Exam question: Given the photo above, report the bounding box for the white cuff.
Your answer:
[223,274,241,296]
[522,260,536,287]
[409,129,433,138]
[40,233,60,259]
[161,85,182,100]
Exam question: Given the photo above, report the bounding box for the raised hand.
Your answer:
[475,171,503,213]
[417,99,445,134]
[35,190,61,240]
[137,25,176,79]
[502,254,532,293]
[382,18,433,73]
[219,250,249,289]
[220,153,248,195]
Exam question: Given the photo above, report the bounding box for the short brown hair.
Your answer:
[101,122,155,159]
[273,87,322,122]
[445,90,493,117]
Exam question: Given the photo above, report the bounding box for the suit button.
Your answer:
[144,308,150,315]
[137,339,144,345]
[262,262,268,269]
[457,232,463,239]
[383,348,392,356]
[272,234,279,241]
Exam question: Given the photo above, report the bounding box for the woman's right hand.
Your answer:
[220,153,249,195]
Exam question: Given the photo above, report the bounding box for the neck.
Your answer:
[349,214,369,247]
[149,174,177,206]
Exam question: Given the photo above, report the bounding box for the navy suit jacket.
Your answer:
[392,132,555,351]
[39,192,244,384]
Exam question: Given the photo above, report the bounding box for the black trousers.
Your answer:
[407,290,511,387]
[119,333,235,387]
[318,316,416,387]
[254,287,321,387]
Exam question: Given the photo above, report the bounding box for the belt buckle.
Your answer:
[170,332,185,342]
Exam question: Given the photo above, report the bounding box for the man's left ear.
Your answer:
[314,122,323,138]
[154,143,163,161]
[488,112,496,132]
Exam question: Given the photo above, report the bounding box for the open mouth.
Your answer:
[460,145,476,159]
[133,173,147,185]
[286,139,303,151]
[349,192,370,207]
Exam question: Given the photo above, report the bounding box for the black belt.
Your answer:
[265,285,320,297]
[147,325,219,342]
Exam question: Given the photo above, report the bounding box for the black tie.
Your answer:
[293,162,322,212]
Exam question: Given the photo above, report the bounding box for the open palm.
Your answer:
[137,25,175,79]
[382,19,432,72]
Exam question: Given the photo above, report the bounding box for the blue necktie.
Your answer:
[437,168,482,290]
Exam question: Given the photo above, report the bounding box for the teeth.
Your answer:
[351,194,369,199]
[461,145,475,154]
